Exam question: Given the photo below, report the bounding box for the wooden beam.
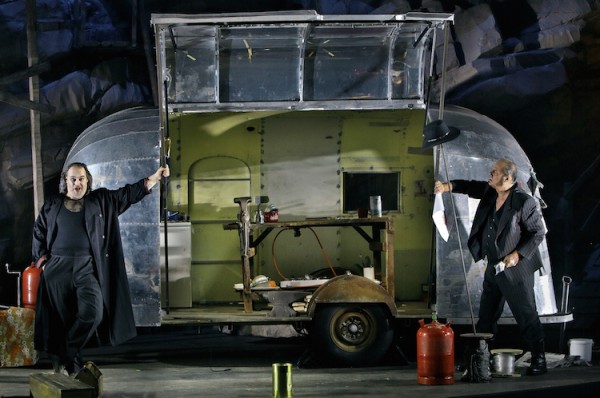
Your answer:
[0,90,55,113]
[0,61,51,86]
[27,0,44,218]
[140,0,158,106]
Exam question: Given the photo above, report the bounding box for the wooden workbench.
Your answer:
[225,217,395,312]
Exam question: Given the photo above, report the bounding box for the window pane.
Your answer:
[343,172,399,213]
[219,26,302,102]
[304,25,392,100]
[165,26,218,103]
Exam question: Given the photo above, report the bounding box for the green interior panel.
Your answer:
[191,263,243,303]
[167,109,434,302]
[192,224,240,262]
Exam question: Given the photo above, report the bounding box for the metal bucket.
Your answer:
[569,339,593,362]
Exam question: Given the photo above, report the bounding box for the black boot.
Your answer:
[526,340,547,376]
[65,350,84,376]
[50,354,65,374]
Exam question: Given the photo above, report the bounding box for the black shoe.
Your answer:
[50,354,65,374]
[66,352,84,376]
[526,353,547,376]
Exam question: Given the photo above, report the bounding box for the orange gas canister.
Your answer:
[417,314,455,385]
[22,263,41,309]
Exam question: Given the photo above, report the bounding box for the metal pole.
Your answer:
[438,21,450,121]
[432,19,478,333]
[440,146,477,334]
[559,275,572,353]
[162,80,171,314]
[5,264,22,307]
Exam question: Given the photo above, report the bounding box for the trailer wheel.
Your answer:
[312,304,394,366]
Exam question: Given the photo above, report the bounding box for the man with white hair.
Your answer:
[435,158,547,376]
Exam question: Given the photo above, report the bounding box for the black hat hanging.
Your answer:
[421,119,460,150]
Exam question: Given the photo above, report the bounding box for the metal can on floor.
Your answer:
[272,363,293,397]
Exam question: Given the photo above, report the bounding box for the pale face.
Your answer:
[487,161,511,192]
[65,166,88,199]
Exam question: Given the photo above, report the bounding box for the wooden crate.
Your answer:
[29,373,95,398]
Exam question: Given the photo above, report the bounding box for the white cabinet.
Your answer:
[160,222,192,308]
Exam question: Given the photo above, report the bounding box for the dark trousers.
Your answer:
[476,263,544,352]
[42,254,103,361]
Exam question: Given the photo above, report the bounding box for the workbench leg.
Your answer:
[242,255,253,313]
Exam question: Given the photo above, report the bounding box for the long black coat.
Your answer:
[32,179,150,351]
[451,180,545,275]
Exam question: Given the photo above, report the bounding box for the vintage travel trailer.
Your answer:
[62,11,568,365]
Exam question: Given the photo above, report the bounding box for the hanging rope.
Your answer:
[271,227,337,281]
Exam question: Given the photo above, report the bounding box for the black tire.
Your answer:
[312,304,394,366]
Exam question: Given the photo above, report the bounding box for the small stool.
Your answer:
[460,332,494,383]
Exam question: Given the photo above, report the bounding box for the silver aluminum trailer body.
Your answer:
[60,11,570,365]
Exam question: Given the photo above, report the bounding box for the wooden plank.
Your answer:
[29,373,95,398]
[26,0,44,218]
[139,0,159,105]
[0,61,51,86]
[0,91,54,113]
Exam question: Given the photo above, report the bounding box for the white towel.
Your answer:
[432,193,449,242]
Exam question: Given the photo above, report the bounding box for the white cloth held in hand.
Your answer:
[432,193,449,242]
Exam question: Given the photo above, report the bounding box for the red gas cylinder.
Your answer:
[417,314,455,385]
[22,263,41,309]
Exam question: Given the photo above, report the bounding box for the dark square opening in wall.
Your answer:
[343,172,399,213]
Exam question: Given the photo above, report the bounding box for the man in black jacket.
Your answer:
[435,158,548,375]
[32,162,169,375]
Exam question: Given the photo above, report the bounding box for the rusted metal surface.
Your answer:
[306,274,396,317]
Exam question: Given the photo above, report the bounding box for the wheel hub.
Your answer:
[336,312,370,345]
